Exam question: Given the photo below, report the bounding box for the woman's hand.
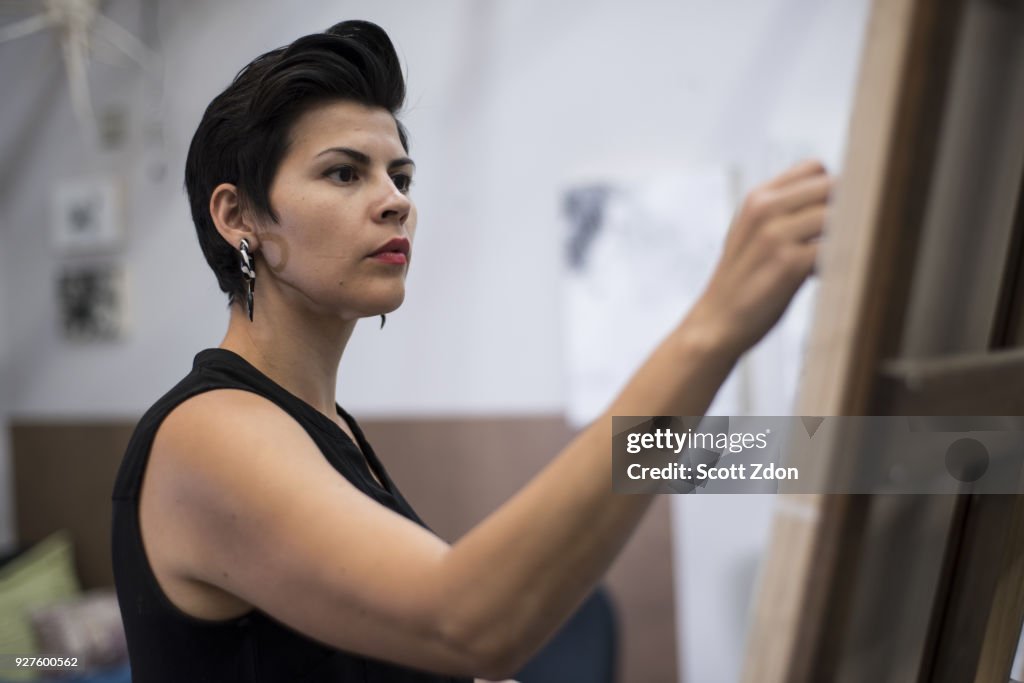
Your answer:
[685,158,834,358]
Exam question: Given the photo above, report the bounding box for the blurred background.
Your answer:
[0,1,872,681]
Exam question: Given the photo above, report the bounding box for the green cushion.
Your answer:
[0,531,81,681]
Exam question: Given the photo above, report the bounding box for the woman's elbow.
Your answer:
[435,612,526,680]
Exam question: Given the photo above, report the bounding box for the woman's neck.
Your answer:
[218,298,357,422]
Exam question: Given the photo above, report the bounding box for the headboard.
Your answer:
[11,415,678,682]
[11,421,131,589]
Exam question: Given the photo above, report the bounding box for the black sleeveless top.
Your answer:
[111,348,472,683]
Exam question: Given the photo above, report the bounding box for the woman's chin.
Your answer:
[309,283,405,320]
[367,289,406,316]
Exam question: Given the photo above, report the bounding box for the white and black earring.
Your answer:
[239,238,256,321]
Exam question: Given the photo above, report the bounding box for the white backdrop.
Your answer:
[0,2,871,680]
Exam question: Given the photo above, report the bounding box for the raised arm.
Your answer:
[440,159,833,677]
[144,159,832,680]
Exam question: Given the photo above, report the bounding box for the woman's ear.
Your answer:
[210,183,259,251]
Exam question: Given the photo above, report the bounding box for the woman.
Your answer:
[111,19,832,683]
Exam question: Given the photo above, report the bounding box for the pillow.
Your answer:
[0,545,30,571]
[0,531,81,682]
[29,589,127,676]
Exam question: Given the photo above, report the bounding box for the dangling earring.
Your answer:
[379,314,386,329]
[239,238,256,321]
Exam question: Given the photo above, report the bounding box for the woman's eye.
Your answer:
[328,166,357,183]
[392,173,413,193]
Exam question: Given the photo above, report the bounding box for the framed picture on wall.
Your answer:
[56,264,128,342]
[50,177,124,253]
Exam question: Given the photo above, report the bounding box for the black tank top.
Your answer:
[111,348,473,683]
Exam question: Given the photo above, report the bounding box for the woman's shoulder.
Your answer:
[154,387,315,467]
[120,348,321,495]
[134,348,282,432]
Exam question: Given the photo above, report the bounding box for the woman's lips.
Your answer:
[370,252,407,265]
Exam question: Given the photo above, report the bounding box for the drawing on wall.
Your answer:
[50,177,124,253]
[560,167,739,428]
[57,264,127,342]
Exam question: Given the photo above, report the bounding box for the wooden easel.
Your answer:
[740,0,1024,681]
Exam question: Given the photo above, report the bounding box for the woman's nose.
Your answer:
[376,178,411,224]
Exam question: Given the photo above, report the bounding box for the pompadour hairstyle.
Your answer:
[184,20,408,304]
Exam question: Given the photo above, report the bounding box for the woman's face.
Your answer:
[255,99,417,321]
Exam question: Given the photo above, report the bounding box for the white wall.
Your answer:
[0,1,871,680]
[0,0,868,419]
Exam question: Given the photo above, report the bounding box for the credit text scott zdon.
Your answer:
[626,462,799,481]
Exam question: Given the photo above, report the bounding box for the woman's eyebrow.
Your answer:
[315,146,415,169]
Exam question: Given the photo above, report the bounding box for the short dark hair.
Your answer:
[185,20,409,304]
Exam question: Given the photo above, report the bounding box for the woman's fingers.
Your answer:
[744,174,832,228]
[770,204,828,243]
[789,240,820,280]
[772,173,834,216]
[764,158,829,190]
[729,164,832,248]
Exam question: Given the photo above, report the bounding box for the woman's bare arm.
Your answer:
[143,159,831,679]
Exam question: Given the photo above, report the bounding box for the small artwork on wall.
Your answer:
[560,167,736,428]
[57,265,128,342]
[50,177,124,253]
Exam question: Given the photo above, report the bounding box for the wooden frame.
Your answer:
[741,0,1024,680]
